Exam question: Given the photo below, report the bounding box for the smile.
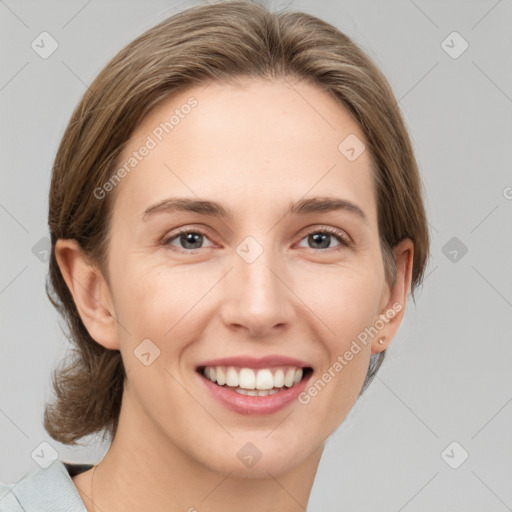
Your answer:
[195,355,314,414]
[200,366,312,396]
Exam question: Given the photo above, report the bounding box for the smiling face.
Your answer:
[59,77,412,479]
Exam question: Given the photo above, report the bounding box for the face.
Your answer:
[75,78,407,477]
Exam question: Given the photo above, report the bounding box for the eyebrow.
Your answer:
[142,196,368,223]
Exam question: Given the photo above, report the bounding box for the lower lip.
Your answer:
[199,371,312,415]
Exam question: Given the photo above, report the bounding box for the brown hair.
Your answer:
[44,0,429,445]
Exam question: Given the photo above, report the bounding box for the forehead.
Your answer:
[111,78,377,224]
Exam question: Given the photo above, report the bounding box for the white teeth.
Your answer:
[273,369,285,387]
[207,367,216,382]
[238,368,256,389]
[233,388,281,396]
[202,365,307,392]
[255,369,274,390]
[216,367,226,386]
[284,368,295,387]
[226,367,238,387]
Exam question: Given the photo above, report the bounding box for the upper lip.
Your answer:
[197,355,312,370]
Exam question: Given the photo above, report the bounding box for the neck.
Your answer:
[91,390,323,512]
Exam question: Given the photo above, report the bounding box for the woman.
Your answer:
[0,0,428,510]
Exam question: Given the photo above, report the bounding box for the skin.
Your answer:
[56,77,413,512]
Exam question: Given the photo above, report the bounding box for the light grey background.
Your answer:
[1,0,511,510]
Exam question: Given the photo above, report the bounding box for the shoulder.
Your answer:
[0,481,22,512]
[0,460,93,511]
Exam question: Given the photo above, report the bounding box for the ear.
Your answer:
[371,238,414,354]
[55,239,120,350]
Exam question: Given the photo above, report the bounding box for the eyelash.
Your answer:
[161,226,352,253]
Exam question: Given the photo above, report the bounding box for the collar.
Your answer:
[9,459,92,512]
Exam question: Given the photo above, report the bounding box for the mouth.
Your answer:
[197,365,314,397]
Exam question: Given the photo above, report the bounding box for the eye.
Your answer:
[162,225,351,253]
[162,228,215,252]
[296,226,351,250]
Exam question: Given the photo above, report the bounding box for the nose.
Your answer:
[219,246,295,338]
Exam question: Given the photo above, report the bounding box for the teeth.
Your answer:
[239,368,256,389]
[273,369,284,387]
[226,367,238,387]
[256,369,274,390]
[233,388,280,396]
[284,368,295,387]
[206,367,216,382]
[216,367,226,386]
[202,365,306,392]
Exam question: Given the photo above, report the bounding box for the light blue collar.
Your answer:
[8,460,91,512]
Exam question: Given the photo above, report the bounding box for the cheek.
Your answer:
[298,308,376,441]
[298,264,383,422]
[310,262,384,338]
[110,256,217,353]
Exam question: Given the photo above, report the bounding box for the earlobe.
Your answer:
[55,239,120,350]
[371,238,414,354]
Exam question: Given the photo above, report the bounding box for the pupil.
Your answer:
[310,233,329,249]
[182,232,202,249]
